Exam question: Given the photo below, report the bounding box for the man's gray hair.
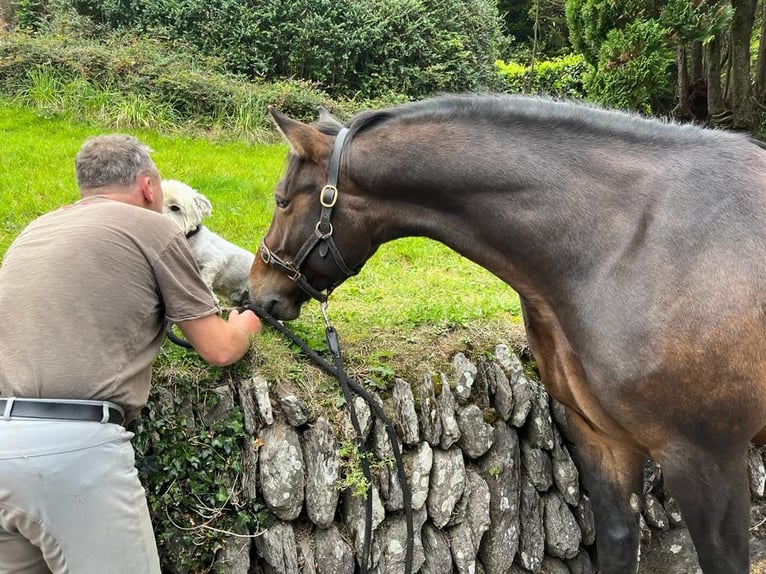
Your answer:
[75,134,159,192]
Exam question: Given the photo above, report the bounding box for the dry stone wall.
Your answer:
[151,342,766,574]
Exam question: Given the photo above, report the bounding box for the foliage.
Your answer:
[658,0,733,45]
[498,0,571,57]
[495,53,588,98]
[133,348,271,572]
[564,0,736,115]
[585,18,674,113]
[13,0,508,100]
[0,31,342,138]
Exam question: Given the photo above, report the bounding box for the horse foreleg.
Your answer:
[566,410,644,574]
[658,442,751,573]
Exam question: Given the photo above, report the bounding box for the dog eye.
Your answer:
[169,204,181,212]
[275,197,290,209]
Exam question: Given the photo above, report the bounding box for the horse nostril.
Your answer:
[232,290,250,308]
[262,298,276,315]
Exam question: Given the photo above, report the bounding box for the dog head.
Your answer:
[161,179,213,235]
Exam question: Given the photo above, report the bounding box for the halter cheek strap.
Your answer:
[260,128,358,302]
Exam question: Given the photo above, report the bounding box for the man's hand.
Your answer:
[177,309,261,366]
[226,308,262,336]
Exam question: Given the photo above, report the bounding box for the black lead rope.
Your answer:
[165,322,193,349]
[247,303,414,574]
[325,323,374,571]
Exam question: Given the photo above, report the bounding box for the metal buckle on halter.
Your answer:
[285,265,302,282]
[260,245,271,264]
[315,220,333,239]
[320,185,338,207]
[261,243,302,281]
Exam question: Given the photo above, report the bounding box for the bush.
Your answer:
[14,0,508,100]
[584,19,674,113]
[495,53,588,99]
[0,31,338,137]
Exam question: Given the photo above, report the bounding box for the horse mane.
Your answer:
[346,93,740,147]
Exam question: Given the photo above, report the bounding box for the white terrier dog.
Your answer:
[161,179,255,306]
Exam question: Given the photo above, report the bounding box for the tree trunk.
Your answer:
[690,41,704,83]
[674,44,692,120]
[730,0,757,131]
[706,35,727,126]
[755,0,766,106]
[689,41,708,122]
[0,0,14,30]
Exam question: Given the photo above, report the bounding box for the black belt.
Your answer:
[0,398,124,425]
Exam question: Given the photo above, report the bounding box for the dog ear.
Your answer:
[194,194,213,219]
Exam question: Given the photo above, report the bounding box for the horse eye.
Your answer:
[169,205,181,212]
[275,197,290,209]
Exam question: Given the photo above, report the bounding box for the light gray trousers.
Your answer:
[0,420,161,574]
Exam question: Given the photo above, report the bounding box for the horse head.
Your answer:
[248,107,374,320]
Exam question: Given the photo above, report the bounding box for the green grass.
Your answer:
[0,99,524,382]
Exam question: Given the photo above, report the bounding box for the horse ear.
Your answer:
[268,106,331,161]
[317,105,344,128]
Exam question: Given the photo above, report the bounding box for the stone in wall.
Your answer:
[478,422,521,574]
[452,352,477,402]
[253,521,299,574]
[573,494,596,546]
[315,524,355,574]
[521,442,553,492]
[526,385,555,451]
[375,508,428,573]
[550,427,579,506]
[375,410,404,512]
[407,441,434,511]
[341,483,386,568]
[421,523,453,574]
[303,416,340,528]
[480,355,514,421]
[393,377,420,446]
[417,373,442,446]
[456,404,495,459]
[543,491,582,560]
[494,343,535,428]
[750,447,766,498]
[259,422,304,521]
[447,468,491,574]
[518,476,545,572]
[279,393,308,427]
[439,374,461,450]
[216,533,250,574]
[427,447,466,528]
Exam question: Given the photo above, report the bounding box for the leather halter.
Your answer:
[259,128,358,302]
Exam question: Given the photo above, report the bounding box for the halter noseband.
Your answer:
[259,128,358,303]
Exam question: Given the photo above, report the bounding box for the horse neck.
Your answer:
[348,124,621,293]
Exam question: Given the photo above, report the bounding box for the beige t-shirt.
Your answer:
[0,197,219,421]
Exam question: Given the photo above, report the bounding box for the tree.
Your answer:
[0,0,14,29]
[499,0,570,57]
[566,0,766,133]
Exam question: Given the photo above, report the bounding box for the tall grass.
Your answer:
[0,100,523,379]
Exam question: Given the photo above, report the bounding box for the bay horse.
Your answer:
[247,94,766,573]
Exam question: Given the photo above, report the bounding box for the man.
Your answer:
[0,134,261,573]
